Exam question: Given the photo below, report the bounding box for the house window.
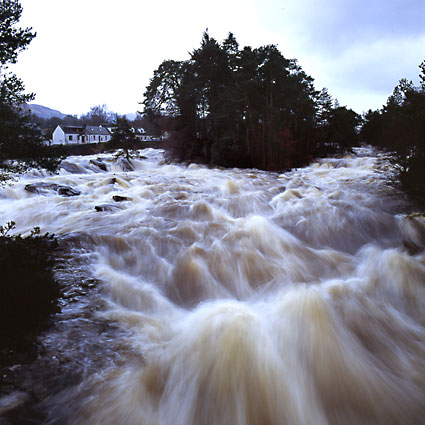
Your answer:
[69,135,73,141]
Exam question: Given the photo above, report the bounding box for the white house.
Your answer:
[51,125,112,145]
[106,126,159,142]
[134,127,157,142]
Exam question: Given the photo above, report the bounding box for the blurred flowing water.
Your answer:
[1,147,425,425]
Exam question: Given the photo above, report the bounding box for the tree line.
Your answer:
[361,62,425,204]
[143,31,360,170]
[0,1,362,176]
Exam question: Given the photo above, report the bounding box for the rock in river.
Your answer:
[95,204,120,212]
[117,157,134,172]
[112,195,131,202]
[25,183,80,197]
[90,159,107,172]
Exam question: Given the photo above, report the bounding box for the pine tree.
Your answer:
[0,0,61,177]
[109,116,137,160]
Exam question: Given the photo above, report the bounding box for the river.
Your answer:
[1,147,425,425]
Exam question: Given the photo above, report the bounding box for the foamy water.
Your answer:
[1,147,425,424]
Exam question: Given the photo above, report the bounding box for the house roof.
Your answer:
[59,125,111,136]
[85,126,111,136]
[60,126,84,134]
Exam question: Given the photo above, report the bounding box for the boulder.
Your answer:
[60,161,81,174]
[112,195,131,202]
[117,157,134,172]
[25,182,80,197]
[57,185,81,196]
[95,204,119,212]
[24,182,57,194]
[90,159,107,171]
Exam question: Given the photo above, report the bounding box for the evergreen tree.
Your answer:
[0,0,60,178]
[109,116,137,160]
[143,31,357,170]
[360,61,425,204]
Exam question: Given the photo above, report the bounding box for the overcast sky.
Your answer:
[12,0,425,116]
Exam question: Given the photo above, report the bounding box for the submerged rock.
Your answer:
[117,157,134,172]
[95,204,120,212]
[57,186,80,196]
[112,195,131,202]
[25,183,80,197]
[59,161,81,174]
[24,182,55,194]
[90,159,107,172]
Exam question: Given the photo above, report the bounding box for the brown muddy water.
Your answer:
[0,147,424,425]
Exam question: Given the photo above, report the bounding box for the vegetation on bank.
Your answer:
[0,3,62,368]
[108,116,139,160]
[142,31,424,203]
[0,0,63,179]
[361,62,425,205]
[0,222,60,349]
[0,0,60,180]
[143,31,360,170]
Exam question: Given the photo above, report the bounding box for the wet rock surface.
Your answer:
[94,204,120,212]
[89,159,107,172]
[59,161,81,174]
[25,183,80,197]
[112,195,131,202]
[56,186,80,197]
[117,157,134,172]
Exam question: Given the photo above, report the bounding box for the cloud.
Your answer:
[273,0,425,55]
[255,0,425,112]
[12,0,425,115]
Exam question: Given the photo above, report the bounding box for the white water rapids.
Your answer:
[1,147,425,424]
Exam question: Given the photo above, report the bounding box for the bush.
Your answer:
[398,151,425,206]
[0,222,60,347]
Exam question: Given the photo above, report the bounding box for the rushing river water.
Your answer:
[1,147,425,425]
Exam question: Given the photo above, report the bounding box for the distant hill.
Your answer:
[22,104,67,120]
[22,104,139,122]
[124,113,137,120]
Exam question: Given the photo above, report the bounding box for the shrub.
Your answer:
[0,222,60,347]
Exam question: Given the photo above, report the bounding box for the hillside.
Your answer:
[22,104,67,120]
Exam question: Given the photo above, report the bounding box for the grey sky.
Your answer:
[12,0,425,115]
